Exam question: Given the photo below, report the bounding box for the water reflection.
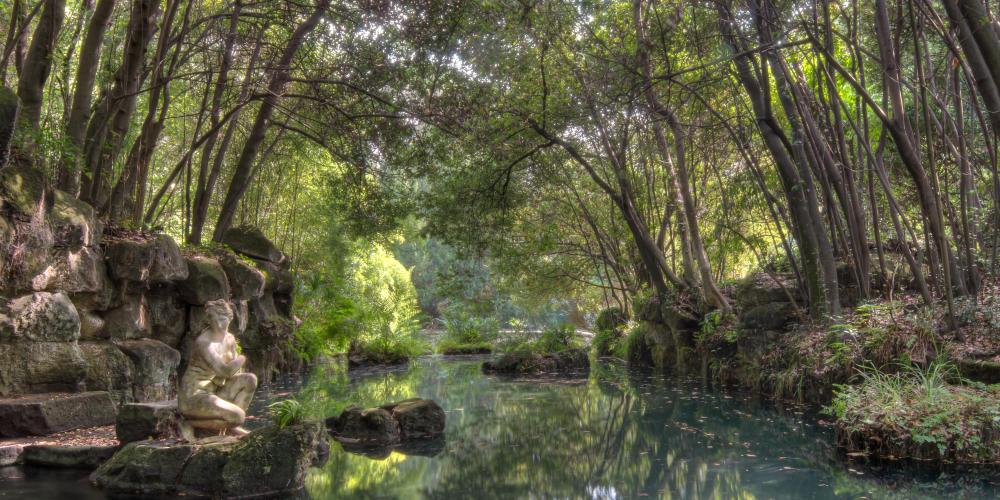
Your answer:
[300,358,1000,499]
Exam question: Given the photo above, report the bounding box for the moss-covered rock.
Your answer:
[482,348,590,375]
[92,422,325,498]
[115,339,180,402]
[176,255,230,305]
[0,165,47,215]
[6,291,80,342]
[216,249,265,300]
[78,340,133,404]
[739,301,797,332]
[327,406,401,446]
[50,189,100,247]
[221,225,286,263]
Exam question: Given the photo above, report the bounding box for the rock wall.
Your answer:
[0,164,298,404]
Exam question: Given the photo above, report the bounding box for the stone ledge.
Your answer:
[21,444,117,468]
[0,391,116,437]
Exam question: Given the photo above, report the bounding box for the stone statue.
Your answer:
[178,299,257,441]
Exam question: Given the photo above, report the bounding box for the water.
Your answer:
[301,357,1000,499]
[2,356,999,499]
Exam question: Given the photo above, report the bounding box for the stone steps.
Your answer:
[0,391,116,438]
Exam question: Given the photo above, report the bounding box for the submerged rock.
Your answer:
[482,348,590,376]
[92,422,325,498]
[328,406,400,446]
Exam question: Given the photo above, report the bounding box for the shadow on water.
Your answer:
[3,356,1000,499]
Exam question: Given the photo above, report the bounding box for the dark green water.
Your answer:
[2,356,999,499]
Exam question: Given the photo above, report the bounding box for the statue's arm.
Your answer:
[197,338,244,378]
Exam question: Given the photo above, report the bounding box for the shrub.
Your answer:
[269,399,306,428]
[296,243,426,363]
[622,323,650,364]
[533,323,579,353]
[595,307,628,332]
[592,327,621,357]
[436,309,499,354]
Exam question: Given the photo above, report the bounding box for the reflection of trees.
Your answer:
[302,358,982,499]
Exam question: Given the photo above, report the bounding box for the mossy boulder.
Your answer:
[78,341,134,404]
[115,401,181,444]
[328,406,400,446]
[104,234,187,283]
[0,165,48,215]
[176,255,230,305]
[30,246,106,294]
[116,339,180,402]
[6,291,80,342]
[216,250,265,300]
[383,399,446,440]
[92,422,325,498]
[482,348,590,375]
[221,225,286,263]
[739,301,797,332]
[0,341,86,396]
[50,189,100,247]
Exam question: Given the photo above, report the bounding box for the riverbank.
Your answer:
[626,273,1000,464]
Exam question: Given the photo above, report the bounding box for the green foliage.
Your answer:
[533,324,579,353]
[593,307,630,357]
[695,310,739,346]
[295,240,425,362]
[268,399,306,429]
[437,309,499,354]
[622,323,650,364]
[595,307,628,332]
[828,361,1000,461]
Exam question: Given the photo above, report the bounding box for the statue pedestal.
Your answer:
[92,422,326,498]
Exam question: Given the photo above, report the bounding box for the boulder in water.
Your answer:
[482,348,590,375]
[91,422,325,498]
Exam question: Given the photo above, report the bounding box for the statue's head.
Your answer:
[204,299,234,332]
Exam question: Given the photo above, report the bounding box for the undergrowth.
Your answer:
[828,361,1000,463]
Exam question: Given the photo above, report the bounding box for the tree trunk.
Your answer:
[81,0,160,206]
[60,0,116,195]
[213,0,330,241]
[16,0,64,133]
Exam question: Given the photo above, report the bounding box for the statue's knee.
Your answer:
[242,372,258,389]
[224,407,246,426]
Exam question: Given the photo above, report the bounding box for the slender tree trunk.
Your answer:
[213,0,330,241]
[188,3,247,244]
[16,0,65,133]
[60,0,116,194]
[633,0,729,311]
[81,0,160,206]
